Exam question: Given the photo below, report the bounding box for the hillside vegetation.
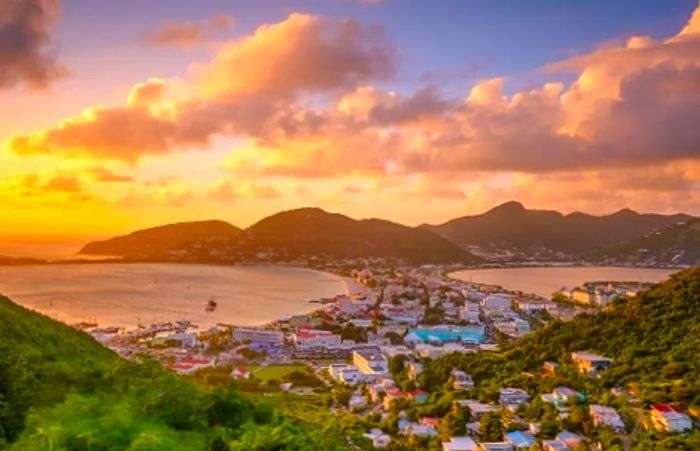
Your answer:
[79,220,243,257]
[422,201,691,256]
[416,266,700,450]
[0,296,342,450]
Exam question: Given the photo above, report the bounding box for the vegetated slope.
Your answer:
[238,207,480,264]
[422,266,700,407]
[79,220,242,257]
[422,201,691,255]
[0,296,342,450]
[592,218,700,266]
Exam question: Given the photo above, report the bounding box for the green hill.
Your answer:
[418,266,700,449]
[238,207,480,264]
[79,220,243,258]
[0,296,341,450]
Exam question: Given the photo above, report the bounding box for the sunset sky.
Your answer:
[2,0,700,253]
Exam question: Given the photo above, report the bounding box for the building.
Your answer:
[572,351,613,375]
[499,388,530,407]
[589,405,625,430]
[459,303,482,323]
[353,348,388,375]
[480,294,512,310]
[167,332,198,347]
[542,387,585,408]
[442,437,478,451]
[456,399,497,419]
[650,404,693,432]
[364,429,390,448]
[557,431,583,448]
[292,329,342,350]
[477,443,513,451]
[541,439,568,451]
[349,393,367,409]
[407,361,424,381]
[504,431,536,450]
[383,387,403,411]
[231,366,251,379]
[233,328,284,345]
[407,389,429,404]
[451,369,474,390]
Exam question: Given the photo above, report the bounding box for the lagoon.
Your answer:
[0,263,346,329]
[449,266,676,298]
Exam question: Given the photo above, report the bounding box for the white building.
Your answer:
[499,388,530,407]
[589,405,625,430]
[481,294,512,310]
[442,437,477,451]
[459,303,482,323]
[353,348,388,375]
[292,329,342,350]
[451,369,474,390]
[651,404,693,433]
[233,328,284,344]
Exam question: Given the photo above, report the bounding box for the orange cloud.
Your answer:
[141,14,234,50]
[0,0,68,89]
[9,13,394,162]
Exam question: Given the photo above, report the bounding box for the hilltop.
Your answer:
[80,208,480,264]
[237,207,478,264]
[422,201,691,260]
[79,220,243,258]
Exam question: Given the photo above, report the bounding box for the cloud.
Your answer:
[141,14,234,50]
[9,13,395,162]
[0,172,93,205]
[88,167,134,183]
[207,178,281,202]
[0,0,67,89]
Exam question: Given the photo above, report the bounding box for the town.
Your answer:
[77,261,697,450]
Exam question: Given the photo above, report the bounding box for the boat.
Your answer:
[205,299,217,312]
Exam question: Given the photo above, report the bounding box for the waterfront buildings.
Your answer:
[233,328,284,345]
[292,329,342,350]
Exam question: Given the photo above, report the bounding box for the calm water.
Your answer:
[0,263,346,328]
[450,266,677,298]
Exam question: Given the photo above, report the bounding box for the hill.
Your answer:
[418,266,700,448]
[0,295,342,449]
[79,220,243,257]
[422,201,691,260]
[237,207,480,264]
[592,218,700,267]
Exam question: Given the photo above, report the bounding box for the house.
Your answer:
[364,428,390,448]
[407,361,424,381]
[499,388,530,408]
[383,387,403,411]
[456,399,498,419]
[542,387,585,408]
[406,423,437,437]
[421,417,441,428]
[504,431,536,450]
[557,431,583,448]
[349,393,367,409]
[650,404,693,432]
[231,366,251,379]
[451,369,474,390]
[541,439,568,451]
[571,351,613,375]
[408,389,429,404]
[443,437,478,451]
[543,361,559,375]
[589,405,625,430]
[477,443,513,451]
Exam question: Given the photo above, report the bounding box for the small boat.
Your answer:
[205,299,217,312]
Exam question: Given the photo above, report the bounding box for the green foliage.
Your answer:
[0,296,329,450]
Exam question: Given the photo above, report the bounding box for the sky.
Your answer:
[1,0,700,251]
